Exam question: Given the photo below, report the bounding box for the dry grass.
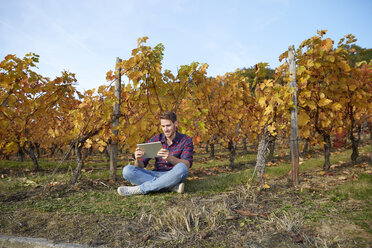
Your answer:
[139,194,232,241]
[269,211,304,233]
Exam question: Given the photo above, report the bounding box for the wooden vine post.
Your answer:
[288,45,299,187]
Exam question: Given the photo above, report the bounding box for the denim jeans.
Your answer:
[122,163,189,194]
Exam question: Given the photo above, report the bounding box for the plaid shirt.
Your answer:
[143,132,193,171]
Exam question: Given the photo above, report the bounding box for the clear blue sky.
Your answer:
[1,0,371,92]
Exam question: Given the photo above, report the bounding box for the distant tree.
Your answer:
[346,45,372,66]
[238,64,275,94]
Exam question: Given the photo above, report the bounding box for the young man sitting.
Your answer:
[117,111,193,196]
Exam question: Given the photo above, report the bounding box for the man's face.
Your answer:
[160,119,178,139]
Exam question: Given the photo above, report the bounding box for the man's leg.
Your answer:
[119,165,163,196]
[140,163,188,194]
[122,164,161,186]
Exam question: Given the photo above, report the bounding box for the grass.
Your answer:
[1,144,370,195]
[193,151,257,169]
[0,159,76,171]
[331,173,372,233]
[28,191,142,216]
[1,144,371,247]
[187,169,251,193]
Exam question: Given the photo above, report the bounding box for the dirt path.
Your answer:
[0,234,89,248]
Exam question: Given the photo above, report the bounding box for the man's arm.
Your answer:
[134,147,145,168]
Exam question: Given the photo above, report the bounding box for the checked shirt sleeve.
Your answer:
[180,136,194,168]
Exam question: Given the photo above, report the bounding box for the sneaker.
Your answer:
[171,182,185,194]
[117,186,142,196]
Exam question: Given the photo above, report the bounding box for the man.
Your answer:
[117,111,193,196]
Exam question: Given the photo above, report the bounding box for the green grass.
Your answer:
[27,191,143,216]
[1,144,371,214]
[331,173,372,233]
[186,169,252,193]
[193,151,257,169]
[331,173,372,202]
[0,159,71,170]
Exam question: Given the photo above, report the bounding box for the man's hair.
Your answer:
[159,111,177,123]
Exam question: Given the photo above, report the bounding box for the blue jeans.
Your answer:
[122,163,189,194]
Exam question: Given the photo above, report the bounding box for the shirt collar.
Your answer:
[160,132,181,145]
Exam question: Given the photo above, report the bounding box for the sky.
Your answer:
[1,0,371,92]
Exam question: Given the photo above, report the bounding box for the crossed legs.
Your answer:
[121,163,188,195]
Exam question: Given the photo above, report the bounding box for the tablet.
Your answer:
[137,141,163,158]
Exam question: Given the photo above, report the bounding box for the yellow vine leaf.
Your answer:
[331,103,343,112]
[5,142,17,153]
[263,184,270,189]
[317,29,328,36]
[258,97,266,107]
[267,125,277,135]
[326,55,335,62]
[306,100,317,110]
[264,105,273,116]
[321,38,333,52]
[48,128,55,138]
[297,66,306,76]
[339,61,351,72]
[98,140,107,147]
[348,84,357,91]
[266,81,273,87]
[84,139,93,149]
[78,102,88,108]
[321,118,332,128]
[368,102,372,110]
[302,128,311,138]
[301,90,311,98]
[298,111,310,126]
[318,98,332,107]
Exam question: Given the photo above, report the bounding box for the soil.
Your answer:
[1,155,371,248]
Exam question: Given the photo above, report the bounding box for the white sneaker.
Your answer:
[117,186,142,196]
[171,182,185,194]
